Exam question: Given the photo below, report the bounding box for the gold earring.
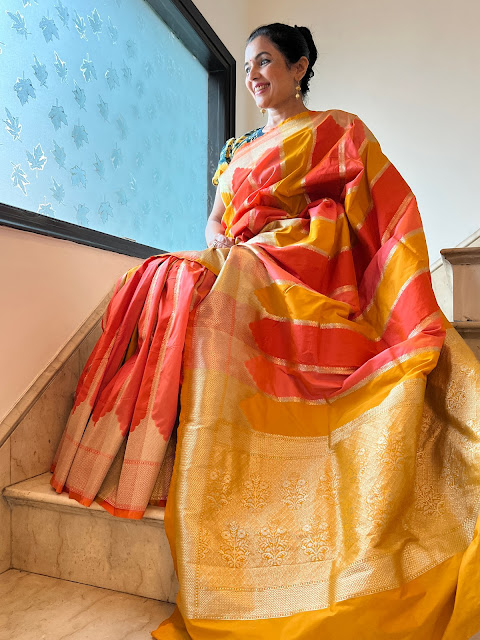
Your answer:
[260,107,266,114]
[295,84,301,100]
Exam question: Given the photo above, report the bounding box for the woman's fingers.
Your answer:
[211,233,234,248]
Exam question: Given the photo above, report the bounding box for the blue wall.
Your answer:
[0,0,209,252]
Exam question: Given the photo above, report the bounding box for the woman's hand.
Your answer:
[208,233,234,249]
[205,185,235,248]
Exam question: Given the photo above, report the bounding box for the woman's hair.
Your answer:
[247,23,318,96]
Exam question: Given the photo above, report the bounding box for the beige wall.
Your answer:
[245,0,480,264]
[193,0,251,136]
[0,227,138,421]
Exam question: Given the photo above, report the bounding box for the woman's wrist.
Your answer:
[206,222,234,248]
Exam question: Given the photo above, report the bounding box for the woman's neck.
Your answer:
[263,100,310,132]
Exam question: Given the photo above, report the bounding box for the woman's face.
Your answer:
[244,35,300,111]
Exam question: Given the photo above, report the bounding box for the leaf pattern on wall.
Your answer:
[38,201,56,216]
[97,95,109,121]
[105,66,119,90]
[73,80,86,110]
[87,9,102,38]
[54,1,69,28]
[32,55,48,87]
[4,108,22,140]
[49,99,68,130]
[1,0,208,252]
[54,51,68,81]
[51,140,66,168]
[98,198,112,222]
[115,188,127,205]
[93,154,105,179]
[26,143,47,172]
[71,164,87,188]
[11,163,30,195]
[71,123,88,149]
[111,144,122,168]
[7,11,29,39]
[107,17,118,44]
[73,10,87,40]
[75,203,89,225]
[14,75,36,106]
[81,54,97,82]
[50,177,65,202]
[39,16,59,43]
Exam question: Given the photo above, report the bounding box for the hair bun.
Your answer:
[296,26,318,68]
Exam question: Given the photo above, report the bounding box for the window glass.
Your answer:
[0,0,208,251]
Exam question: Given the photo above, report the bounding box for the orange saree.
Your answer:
[51,110,480,638]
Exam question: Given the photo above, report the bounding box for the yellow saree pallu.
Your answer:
[51,110,480,638]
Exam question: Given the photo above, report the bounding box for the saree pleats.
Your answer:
[51,110,480,636]
[51,254,215,517]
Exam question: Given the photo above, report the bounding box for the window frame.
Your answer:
[0,0,235,259]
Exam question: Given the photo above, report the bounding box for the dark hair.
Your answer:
[247,23,318,96]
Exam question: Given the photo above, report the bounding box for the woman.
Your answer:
[51,23,480,639]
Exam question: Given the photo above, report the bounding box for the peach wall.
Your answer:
[0,227,139,422]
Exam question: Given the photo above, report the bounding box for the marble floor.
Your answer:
[0,570,175,640]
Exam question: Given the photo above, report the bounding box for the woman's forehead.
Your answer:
[245,35,276,62]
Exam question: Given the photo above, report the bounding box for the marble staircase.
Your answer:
[3,473,178,603]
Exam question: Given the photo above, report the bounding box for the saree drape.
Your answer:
[51,110,480,638]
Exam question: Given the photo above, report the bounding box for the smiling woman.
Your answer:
[49,21,480,640]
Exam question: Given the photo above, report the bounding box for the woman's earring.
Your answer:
[295,84,301,100]
[260,107,266,114]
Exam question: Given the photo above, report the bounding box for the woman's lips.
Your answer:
[254,83,270,95]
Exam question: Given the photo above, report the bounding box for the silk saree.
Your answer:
[51,110,480,639]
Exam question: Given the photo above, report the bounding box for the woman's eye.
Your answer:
[260,59,269,66]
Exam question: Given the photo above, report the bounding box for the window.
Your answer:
[0,0,235,258]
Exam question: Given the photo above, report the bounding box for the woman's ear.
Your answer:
[296,56,309,81]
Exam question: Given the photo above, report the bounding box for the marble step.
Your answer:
[0,569,175,640]
[3,473,178,603]
[454,322,480,361]
[441,247,480,322]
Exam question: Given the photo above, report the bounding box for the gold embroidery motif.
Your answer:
[197,528,210,561]
[258,525,290,566]
[242,475,269,510]
[219,522,249,568]
[301,521,330,562]
[415,484,445,517]
[282,476,308,509]
[206,470,232,511]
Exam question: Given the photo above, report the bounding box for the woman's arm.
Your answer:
[205,187,234,248]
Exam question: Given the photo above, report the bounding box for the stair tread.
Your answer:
[441,247,480,264]
[454,321,480,332]
[4,472,165,522]
[0,569,174,640]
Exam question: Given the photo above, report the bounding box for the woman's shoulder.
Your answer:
[212,127,264,186]
[319,109,360,127]
[225,127,264,156]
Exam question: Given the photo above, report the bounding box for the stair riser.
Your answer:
[10,502,178,602]
[451,264,480,322]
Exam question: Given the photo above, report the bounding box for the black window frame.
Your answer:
[0,0,235,259]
